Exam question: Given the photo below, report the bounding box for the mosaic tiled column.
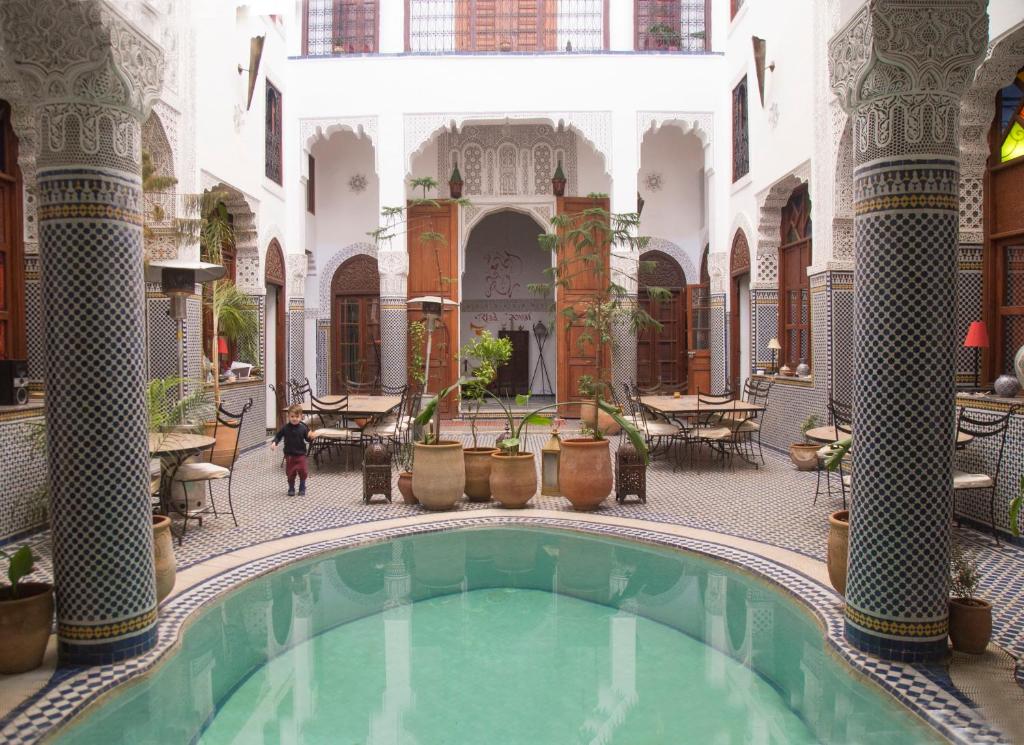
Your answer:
[709,294,727,392]
[829,0,987,662]
[380,250,409,391]
[1,0,164,665]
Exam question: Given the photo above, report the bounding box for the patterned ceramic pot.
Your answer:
[412,442,465,510]
[993,374,1020,398]
[559,439,612,511]
[948,597,992,654]
[0,583,53,674]
[490,452,536,509]
[153,515,176,604]
[464,447,498,502]
[827,510,849,596]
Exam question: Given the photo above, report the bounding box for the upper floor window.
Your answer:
[407,0,605,53]
[265,81,283,185]
[303,0,378,55]
[998,69,1024,163]
[778,185,812,372]
[307,154,316,214]
[730,0,744,18]
[732,76,749,182]
[635,0,710,52]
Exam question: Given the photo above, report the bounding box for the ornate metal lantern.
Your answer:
[541,431,561,496]
[363,442,392,504]
[615,442,647,504]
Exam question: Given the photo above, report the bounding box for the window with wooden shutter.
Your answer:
[455,0,556,51]
[303,0,378,55]
[778,186,812,371]
[265,81,283,185]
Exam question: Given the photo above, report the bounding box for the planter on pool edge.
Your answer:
[490,452,536,508]
[397,471,417,504]
[948,597,992,654]
[0,582,53,674]
[827,510,848,596]
[559,439,613,511]
[153,514,176,604]
[464,447,498,502]
[412,442,465,510]
[789,443,820,471]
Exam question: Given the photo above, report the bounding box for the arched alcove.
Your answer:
[330,253,380,392]
[637,249,687,389]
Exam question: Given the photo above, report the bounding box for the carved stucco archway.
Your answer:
[754,167,809,286]
[299,116,378,169]
[317,242,377,318]
[958,22,1024,245]
[635,112,715,170]
[459,200,555,261]
[642,238,698,289]
[204,180,259,292]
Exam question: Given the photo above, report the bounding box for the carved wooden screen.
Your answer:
[637,250,687,389]
[0,100,23,361]
[555,196,611,416]
[407,200,459,415]
[331,254,380,392]
[778,185,812,370]
[265,81,283,184]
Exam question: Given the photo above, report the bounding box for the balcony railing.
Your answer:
[406,0,606,53]
[635,0,710,52]
[302,0,379,56]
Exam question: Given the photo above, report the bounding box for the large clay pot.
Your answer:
[579,402,622,436]
[559,439,613,511]
[0,583,53,674]
[397,471,417,505]
[789,442,820,471]
[490,452,537,508]
[153,514,176,604]
[827,510,849,596]
[412,442,465,510]
[948,598,992,654]
[464,447,498,502]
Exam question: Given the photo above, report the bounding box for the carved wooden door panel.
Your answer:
[555,196,611,417]
[330,254,380,394]
[686,283,711,394]
[637,250,687,390]
[407,200,459,416]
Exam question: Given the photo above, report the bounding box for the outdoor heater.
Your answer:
[407,296,458,390]
[145,259,225,320]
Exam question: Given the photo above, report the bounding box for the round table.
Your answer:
[149,433,215,516]
[805,425,973,448]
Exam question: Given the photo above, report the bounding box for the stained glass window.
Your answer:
[998,69,1024,163]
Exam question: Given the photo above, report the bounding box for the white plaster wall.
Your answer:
[639,126,705,269]
[310,133,379,259]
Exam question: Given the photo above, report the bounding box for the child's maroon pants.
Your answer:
[285,455,308,485]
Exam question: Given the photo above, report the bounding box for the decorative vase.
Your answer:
[579,401,622,435]
[412,442,465,510]
[153,515,176,604]
[779,364,794,377]
[0,583,53,674]
[993,374,1020,398]
[559,439,613,511]
[490,452,537,509]
[827,510,849,596]
[789,442,820,471]
[397,471,417,505]
[948,597,992,654]
[464,447,498,502]
[795,361,810,377]
[1015,345,1024,390]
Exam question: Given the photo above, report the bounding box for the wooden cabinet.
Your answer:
[495,329,530,395]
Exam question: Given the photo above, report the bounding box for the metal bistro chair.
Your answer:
[953,405,1018,543]
[169,397,252,543]
[691,390,734,467]
[363,384,412,449]
[309,392,366,469]
[734,377,773,465]
[621,382,687,467]
[815,396,853,502]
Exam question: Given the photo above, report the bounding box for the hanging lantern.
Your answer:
[541,430,562,496]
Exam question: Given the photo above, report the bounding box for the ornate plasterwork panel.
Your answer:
[642,237,698,287]
[438,125,576,198]
[405,112,611,176]
[754,167,809,286]
[203,178,260,293]
[287,253,307,299]
[299,115,378,165]
[317,242,377,317]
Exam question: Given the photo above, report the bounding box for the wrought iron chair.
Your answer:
[953,405,1018,543]
[363,384,412,449]
[734,377,773,464]
[619,382,682,463]
[691,390,735,467]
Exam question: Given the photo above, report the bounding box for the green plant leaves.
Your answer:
[598,398,648,464]
[2,546,35,596]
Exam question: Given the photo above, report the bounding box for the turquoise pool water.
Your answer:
[56,528,942,744]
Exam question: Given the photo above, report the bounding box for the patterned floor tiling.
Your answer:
[4,431,1023,743]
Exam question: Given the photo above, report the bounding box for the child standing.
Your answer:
[271,404,318,496]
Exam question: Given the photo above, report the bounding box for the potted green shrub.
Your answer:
[0,546,53,674]
[460,331,512,501]
[535,204,658,511]
[948,543,991,654]
[486,392,560,508]
[413,378,478,510]
[577,374,622,435]
[789,414,821,470]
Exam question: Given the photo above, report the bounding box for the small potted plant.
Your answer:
[577,374,622,436]
[413,377,478,510]
[948,542,991,654]
[0,546,53,674]
[551,161,567,197]
[486,392,560,508]
[789,414,821,471]
[461,332,513,501]
[647,23,681,51]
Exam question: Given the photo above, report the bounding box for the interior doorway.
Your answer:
[330,254,380,393]
[637,249,688,389]
[729,230,751,393]
[265,240,286,429]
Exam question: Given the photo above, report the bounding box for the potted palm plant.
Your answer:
[486,392,560,508]
[0,546,52,674]
[460,331,512,501]
[948,543,991,654]
[413,378,479,510]
[534,204,658,511]
[789,414,821,470]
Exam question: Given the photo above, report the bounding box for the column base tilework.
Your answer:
[379,296,407,391]
[0,412,48,542]
[710,294,726,393]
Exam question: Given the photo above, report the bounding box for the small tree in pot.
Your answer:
[0,546,53,674]
[460,331,512,502]
[485,392,560,508]
[948,543,991,654]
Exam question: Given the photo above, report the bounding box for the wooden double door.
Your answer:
[330,254,381,393]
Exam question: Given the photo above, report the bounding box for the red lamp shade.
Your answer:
[963,321,989,348]
[217,337,229,355]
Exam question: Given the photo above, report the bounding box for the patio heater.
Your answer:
[767,337,782,374]
[407,296,458,392]
[963,321,989,390]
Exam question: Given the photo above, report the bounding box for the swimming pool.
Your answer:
[54,526,943,744]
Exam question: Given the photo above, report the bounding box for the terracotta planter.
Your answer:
[397,471,417,505]
[789,442,820,471]
[579,402,622,435]
[464,447,498,502]
[559,439,612,511]
[490,452,537,509]
[0,583,53,674]
[153,515,176,604]
[412,441,465,510]
[827,510,849,596]
[949,597,992,654]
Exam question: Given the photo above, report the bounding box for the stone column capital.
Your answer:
[828,1,987,158]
